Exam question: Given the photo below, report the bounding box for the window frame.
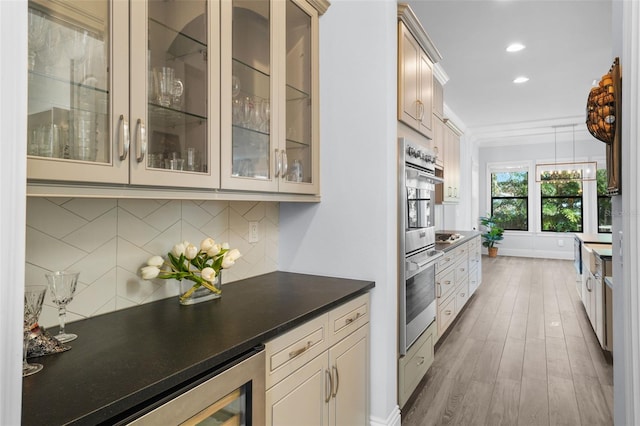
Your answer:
[539,180,584,233]
[486,162,531,232]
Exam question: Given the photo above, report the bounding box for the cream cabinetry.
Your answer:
[398,320,436,408]
[432,116,445,169]
[398,21,433,139]
[432,78,444,120]
[220,0,322,195]
[436,235,481,339]
[26,0,326,198]
[27,0,219,189]
[265,294,369,426]
[442,122,461,203]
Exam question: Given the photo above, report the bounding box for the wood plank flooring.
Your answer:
[401,256,613,426]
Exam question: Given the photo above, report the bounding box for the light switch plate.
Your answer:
[249,221,259,243]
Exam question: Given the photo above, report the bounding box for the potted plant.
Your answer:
[479,215,504,258]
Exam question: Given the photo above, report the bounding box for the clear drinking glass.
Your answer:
[45,271,79,343]
[23,285,47,377]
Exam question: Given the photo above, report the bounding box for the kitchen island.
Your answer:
[21,272,374,425]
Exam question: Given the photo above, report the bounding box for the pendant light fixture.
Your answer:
[535,125,597,182]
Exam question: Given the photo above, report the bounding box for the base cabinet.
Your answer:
[265,294,370,426]
[398,320,435,408]
[436,235,481,340]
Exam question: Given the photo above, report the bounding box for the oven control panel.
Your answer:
[404,140,437,171]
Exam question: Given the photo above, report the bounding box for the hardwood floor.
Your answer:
[401,256,613,426]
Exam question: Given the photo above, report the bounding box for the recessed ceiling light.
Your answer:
[513,76,529,84]
[506,43,526,52]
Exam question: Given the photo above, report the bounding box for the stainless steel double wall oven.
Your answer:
[398,137,443,355]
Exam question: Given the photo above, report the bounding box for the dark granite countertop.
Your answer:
[435,230,481,252]
[22,271,374,425]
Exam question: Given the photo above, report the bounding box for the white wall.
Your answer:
[1,1,27,423]
[478,136,606,258]
[279,0,400,424]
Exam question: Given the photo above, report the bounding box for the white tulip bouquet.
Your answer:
[140,237,241,303]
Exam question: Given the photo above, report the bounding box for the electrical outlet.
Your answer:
[558,239,564,247]
[249,221,259,243]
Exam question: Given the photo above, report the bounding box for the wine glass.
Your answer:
[23,285,47,377]
[45,271,79,343]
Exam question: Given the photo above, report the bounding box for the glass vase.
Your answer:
[179,273,221,305]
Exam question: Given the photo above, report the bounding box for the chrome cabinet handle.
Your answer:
[281,150,288,178]
[437,283,441,298]
[416,356,425,366]
[332,365,339,397]
[325,369,333,403]
[460,293,466,297]
[274,149,281,177]
[135,118,146,163]
[445,309,452,315]
[118,114,129,161]
[289,341,312,359]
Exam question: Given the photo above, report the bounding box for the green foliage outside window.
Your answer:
[491,171,528,230]
[597,169,612,233]
[541,180,583,232]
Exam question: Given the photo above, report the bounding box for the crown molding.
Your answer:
[433,63,449,85]
[398,3,443,63]
[307,0,330,15]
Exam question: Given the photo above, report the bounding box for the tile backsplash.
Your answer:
[25,198,279,328]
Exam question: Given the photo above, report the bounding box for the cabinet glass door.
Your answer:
[231,0,272,181]
[27,1,110,165]
[129,0,215,187]
[281,0,318,194]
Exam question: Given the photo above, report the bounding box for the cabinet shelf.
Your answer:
[149,103,207,128]
[286,83,310,102]
[28,70,109,95]
[149,17,207,61]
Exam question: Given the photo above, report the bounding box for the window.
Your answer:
[491,170,528,231]
[597,169,612,233]
[541,180,583,232]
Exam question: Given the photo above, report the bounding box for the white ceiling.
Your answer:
[407,0,613,145]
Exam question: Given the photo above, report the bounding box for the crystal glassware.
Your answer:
[45,271,79,343]
[23,285,47,377]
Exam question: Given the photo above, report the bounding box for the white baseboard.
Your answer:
[370,405,401,426]
[483,248,573,260]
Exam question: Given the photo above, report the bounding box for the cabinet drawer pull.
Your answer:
[437,283,441,298]
[332,365,339,397]
[118,114,129,161]
[345,312,361,324]
[444,309,452,315]
[460,293,465,297]
[325,369,333,403]
[444,280,451,285]
[135,118,146,163]
[416,356,425,366]
[289,341,312,359]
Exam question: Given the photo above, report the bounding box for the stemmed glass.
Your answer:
[45,271,79,343]
[23,285,47,377]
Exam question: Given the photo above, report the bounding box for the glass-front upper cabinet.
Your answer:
[279,0,319,194]
[27,0,129,183]
[129,0,219,188]
[27,0,219,189]
[220,0,321,194]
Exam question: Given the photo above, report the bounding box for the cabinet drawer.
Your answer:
[436,267,456,301]
[455,279,470,314]
[328,293,369,346]
[469,265,480,295]
[265,313,329,389]
[454,257,469,285]
[398,320,435,407]
[437,251,457,273]
[454,243,469,259]
[437,292,456,338]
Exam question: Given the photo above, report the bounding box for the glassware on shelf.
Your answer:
[152,67,177,107]
[232,75,241,98]
[23,285,47,377]
[45,271,79,343]
[28,9,47,72]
